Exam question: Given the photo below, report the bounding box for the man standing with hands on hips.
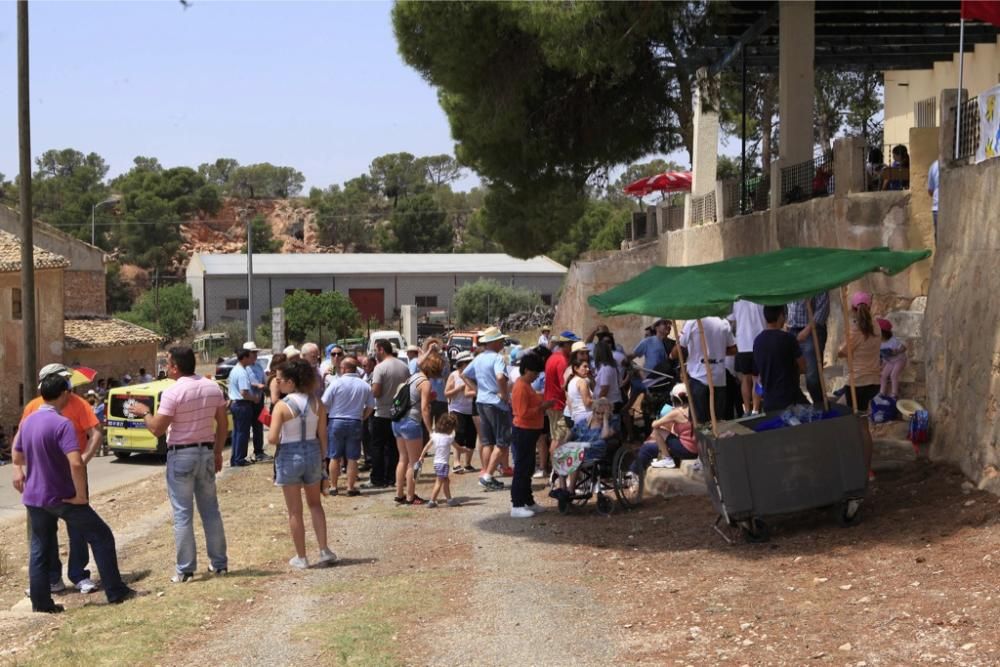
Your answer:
[131,346,230,583]
[228,344,266,467]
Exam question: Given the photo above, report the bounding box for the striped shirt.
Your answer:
[157,375,226,445]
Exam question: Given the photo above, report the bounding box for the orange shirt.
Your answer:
[512,378,545,430]
[21,394,98,451]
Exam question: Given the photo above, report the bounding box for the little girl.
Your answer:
[421,413,461,508]
[877,318,907,398]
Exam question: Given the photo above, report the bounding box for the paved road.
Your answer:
[0,454,165,524]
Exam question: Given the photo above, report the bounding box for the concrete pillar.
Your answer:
[938,88,969,167]
[646,205,657,239]
[401,305,417,347]
[686,67,720,228]
[778,0,815,166]
[833,136,866,197]
[714,180,726,222]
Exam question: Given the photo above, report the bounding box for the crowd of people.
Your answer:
[7,294,903,612]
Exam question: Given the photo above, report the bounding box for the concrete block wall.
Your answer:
[65,270,107,316]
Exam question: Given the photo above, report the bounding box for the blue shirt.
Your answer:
[632,336,667,371]
[322,375,375,420]
[227,363,255,402]
[463,351,508,410]
[408,358,419,375]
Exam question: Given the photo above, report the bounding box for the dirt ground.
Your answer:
[0,452,998,666]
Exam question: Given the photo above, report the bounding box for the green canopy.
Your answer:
[588,247,931,320]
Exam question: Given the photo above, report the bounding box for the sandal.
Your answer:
[407,496,426,506]
[463,465,477,473]
[393,495,406,504]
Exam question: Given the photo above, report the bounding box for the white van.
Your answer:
[367,330,407,358]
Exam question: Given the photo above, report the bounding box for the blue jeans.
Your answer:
[327,418,363,460]
[230,401,255,465]
[40,516,91,586]
[166,446,228,575]
[27,503,129,610]
[792,325,828,406]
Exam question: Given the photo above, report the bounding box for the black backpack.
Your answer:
[390,375,424,421]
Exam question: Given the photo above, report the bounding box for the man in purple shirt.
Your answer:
[13,373,137,612]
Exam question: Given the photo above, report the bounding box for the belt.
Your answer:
[168,442,214,450]
[700,358,723,364]
[329,417,361,421]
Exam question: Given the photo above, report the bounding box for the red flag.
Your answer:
[961,0,1000,26]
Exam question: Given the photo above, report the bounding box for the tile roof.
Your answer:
[64,317,163,349]
[0,229,70,272]
[189,252,567,276]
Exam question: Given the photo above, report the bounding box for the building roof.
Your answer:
[0,229,71,272]
[188,253,567,277]
[64,317,163,350]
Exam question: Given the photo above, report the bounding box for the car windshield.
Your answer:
[450,336,473,349]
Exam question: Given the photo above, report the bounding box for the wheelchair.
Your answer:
[551,428,646,516]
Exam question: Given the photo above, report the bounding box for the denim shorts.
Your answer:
[274,440,323,486]
[327,418,363,460]
[391,417,423,441]
[477,402,511,447]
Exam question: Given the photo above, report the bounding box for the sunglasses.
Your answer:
[331,351,344,357]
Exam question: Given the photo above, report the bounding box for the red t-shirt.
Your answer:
[544,352,569,410]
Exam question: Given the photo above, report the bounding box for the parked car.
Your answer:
[445,332,479,360]
[214,354,273,380]
[366,331,407,358]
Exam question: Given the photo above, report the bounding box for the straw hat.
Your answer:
[478,326,507,344]
[242,341,260,351]
[897,398,924,419]
[283,345,301,357]
[571,341,588,353]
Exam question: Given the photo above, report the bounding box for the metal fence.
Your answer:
[722,173,771,218]
[780,151,832,205]
[954,98,980,160]
[914,96,937,128]
[689,191,717,225]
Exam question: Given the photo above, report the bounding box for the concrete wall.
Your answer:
[64,343,158,387]
[196,273,566,330]
[0,268,65,428]
[884,37,1000,148]
[0,206,107,315]
[925,156,1000,489]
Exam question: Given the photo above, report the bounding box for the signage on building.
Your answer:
[977,84,1000,164]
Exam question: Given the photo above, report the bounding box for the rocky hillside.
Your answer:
[181,197,328,257]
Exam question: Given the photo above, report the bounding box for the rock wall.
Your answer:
[925,157,1000,489]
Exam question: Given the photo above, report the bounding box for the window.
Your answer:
[415,295,438,308]
[540,294,553,306]
[11,288,21,320]
[285,288,321,296]
[225,298,249,311]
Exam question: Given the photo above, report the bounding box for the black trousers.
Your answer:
[689,377,728,426]
[369,417,398,486]
[510,426,541,508]
[361,417,374,465]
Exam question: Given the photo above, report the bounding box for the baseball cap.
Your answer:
[559,330,580,342]
[38,363,72,381]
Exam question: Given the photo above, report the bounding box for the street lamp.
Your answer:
[91,196,119,246]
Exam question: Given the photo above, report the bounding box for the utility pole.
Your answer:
[18,0,36,406]
[246,210,254,343]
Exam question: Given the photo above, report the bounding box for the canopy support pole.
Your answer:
[839,287,859,413]
[805,300,830,411]
[671,320,698,431]
[696,318,719,436]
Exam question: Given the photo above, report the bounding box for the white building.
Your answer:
[186,252,567,330]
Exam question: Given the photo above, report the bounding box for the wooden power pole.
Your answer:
[18,0,37,405]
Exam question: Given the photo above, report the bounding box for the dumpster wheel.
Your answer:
[838,499,863,526]
[740,518,770,543]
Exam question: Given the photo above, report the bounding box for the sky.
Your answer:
[0,0,485,191]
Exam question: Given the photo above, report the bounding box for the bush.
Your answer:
[283,290,361,344]
[116,283,197,342]
[453,279,542,327]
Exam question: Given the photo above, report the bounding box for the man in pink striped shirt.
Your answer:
[131,346,229,583]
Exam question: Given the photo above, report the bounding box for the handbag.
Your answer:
[258,404,272,427]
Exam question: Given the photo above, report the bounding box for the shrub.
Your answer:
[453,279,542,327]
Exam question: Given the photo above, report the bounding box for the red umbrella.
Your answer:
[623,171,692,197]
[69,366,98,387]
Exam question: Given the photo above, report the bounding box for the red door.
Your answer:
[349,289,385,324]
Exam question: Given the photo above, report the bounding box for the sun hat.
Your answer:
[405,344,420,353]
[283,345,301,357]
[541,325,551,331]
[38,363,72,381]
[876,318,893,333]
[478,326,507,344]
[242,341,260,351]
[850,292,872,309]
[454,351,474,365]
[897,398,924,419]
[571,341,588,353]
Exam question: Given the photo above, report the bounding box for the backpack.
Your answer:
[908,409,930,445]
[390,374,425,422]
[869,394,898,424]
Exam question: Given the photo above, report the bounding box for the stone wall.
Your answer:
[925,157,1000,489]
[65,270,107,316]
[64,342,159,387]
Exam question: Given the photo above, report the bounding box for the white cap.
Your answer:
[242,341,259,351]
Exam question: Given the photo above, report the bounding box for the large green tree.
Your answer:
[229,162,306,199]
[117,283,197,341]
[283,290,360,343]
[30,148,113,246]
[242,214,282,253]
[382,192,453,253]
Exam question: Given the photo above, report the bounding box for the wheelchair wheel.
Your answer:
[613,446,644,510]
[557,493,570,515]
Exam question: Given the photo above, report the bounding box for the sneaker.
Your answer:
[171,572,194,584]
[288,556,309,570]
[24,581,67,597]
[393,495,407,504]
[525,503,545,514]
[327,487,339,496]
[463,465,477,473]
[232,460,252,467]
[75,578,99,594]
[361,481,389,489]
[532,469,546,479]
[408,496,426,506]
[253,453,274,462]
[447,498,461,507]
[426,500,438,508]
[478,475,495,489]
[317,548,338,565]
[510,507,535,519]
[650,457,676,469]
[346,488,361,497]
[208,565,228,576]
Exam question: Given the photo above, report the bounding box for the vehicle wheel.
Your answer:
[557,494,570,515]
[596,493,613,516]
[113,451,131,460]
[838,499,863,526]
[742,518,770,543]
[613,447,644,510]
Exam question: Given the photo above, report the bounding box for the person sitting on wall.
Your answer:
[882,145,910,191]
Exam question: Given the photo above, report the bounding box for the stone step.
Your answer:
[871,437,918,472]
[644,465,707,498]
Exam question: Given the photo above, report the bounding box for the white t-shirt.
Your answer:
[430,432,454,465]
[730,300,767,353]
[446,370,473,415]
[679,318,736,386]
[595,364,622,404]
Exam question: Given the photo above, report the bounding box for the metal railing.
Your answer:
[914,97,937,128]
[723,173,771,216]
[690,191,716,225]
[659,204,684,233]
[780,151,832,205]
[954,98,980,160]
